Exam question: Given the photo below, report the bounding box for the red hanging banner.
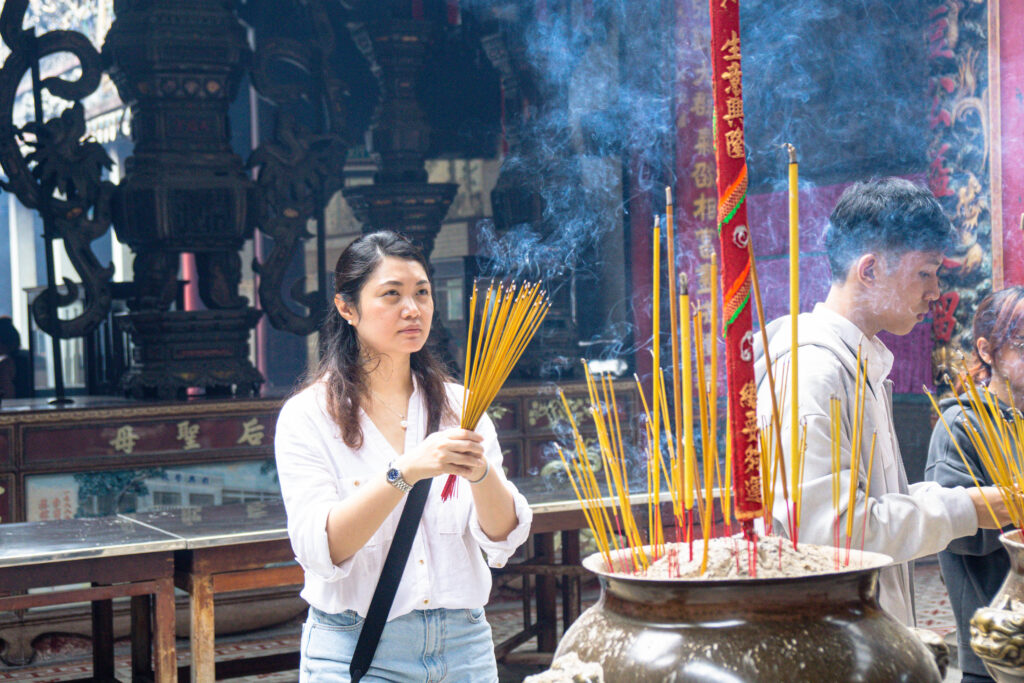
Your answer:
[708,0,763,528]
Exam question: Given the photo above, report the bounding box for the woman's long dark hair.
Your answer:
[307,231,453,448]
[968,286,1024,387]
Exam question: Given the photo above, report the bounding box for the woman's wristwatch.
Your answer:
[386,461,413,494]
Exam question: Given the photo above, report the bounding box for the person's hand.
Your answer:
[968,486,1013,529]
[397,428,486,484]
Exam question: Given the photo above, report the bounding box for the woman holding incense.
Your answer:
[275,231,531,682]
[925,286,1024,683]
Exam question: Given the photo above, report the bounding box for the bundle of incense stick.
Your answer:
[442,280,551,501]
[926,369,1024,530]
[556,200,785,578]
[824,350,879,567]
[558,365,648,573]
[558,179,835,577]
[747,241,797,545]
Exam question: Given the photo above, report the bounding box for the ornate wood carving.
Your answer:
[0,0,115,339]
[926,0,995,385]
[247,0,351,336]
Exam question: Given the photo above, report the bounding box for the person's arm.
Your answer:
[761,350,1002,563]
[925,404,1009,556]
[467,459,518,541]
[463,412,533,564]
[461,412,526,541]
[275,397,358,582]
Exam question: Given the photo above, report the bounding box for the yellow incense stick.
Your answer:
[681,285,695,512]
[665,190,684,540]
[746,240,792,527]
[845,351,866,545]
[924,387,1002,527]
[652,217,661,517]
[709,253,720,501]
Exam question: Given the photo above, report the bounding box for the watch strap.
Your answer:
[386,461,413,494]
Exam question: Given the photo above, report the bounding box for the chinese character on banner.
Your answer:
[63,491,74,519]
[722,61,742,97]
[743,445,760,472]
[741,409,758,439]
[38,498,49,520]
[237,418,266,447]
[697,229,717,257]
[110,425,141,454]
[724,128,745,159]
[689,91,712,118]
[723,97,744,127]
[695,127,713,156]
[745,476,761,498]
[692,194,715,222]
[176,420,201,450]
[691,162,714,189]
[691,61,712,87]
[697,263,713,294]
[720,30,741,61]
[739,380,758,409]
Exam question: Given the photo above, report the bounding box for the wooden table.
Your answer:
[124,484,663,680]
[123,501,301,683]
[0,516,182,682]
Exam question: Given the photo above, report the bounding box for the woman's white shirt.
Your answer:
[275,380,533,621]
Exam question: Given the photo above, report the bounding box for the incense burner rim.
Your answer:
[581,542,894,586]
[1002,528,1024,549]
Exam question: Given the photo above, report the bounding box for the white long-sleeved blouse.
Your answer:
[274,379,533,620]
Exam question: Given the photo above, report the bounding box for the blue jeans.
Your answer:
[299,606,498,682]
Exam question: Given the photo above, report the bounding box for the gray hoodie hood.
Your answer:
[752,305,893,395]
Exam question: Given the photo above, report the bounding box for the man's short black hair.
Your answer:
[824,177,955,282]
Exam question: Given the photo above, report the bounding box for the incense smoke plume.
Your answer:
[466,0,932,350]
[456,0,936,483]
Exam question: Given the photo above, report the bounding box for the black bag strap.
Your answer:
[350,410,439,682]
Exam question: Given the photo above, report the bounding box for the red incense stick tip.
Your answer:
[440,474,458,501]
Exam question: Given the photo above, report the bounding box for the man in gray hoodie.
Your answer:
[752,177,1007,626]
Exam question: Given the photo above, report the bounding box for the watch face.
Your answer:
[387,468,399,483]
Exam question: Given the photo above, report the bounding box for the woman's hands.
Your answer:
[397,428,488,484]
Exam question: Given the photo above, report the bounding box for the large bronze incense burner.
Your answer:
[553,548,942,683]
[971,529,1024,682]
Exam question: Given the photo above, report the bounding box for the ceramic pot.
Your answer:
[971,529,1024,683]
[555,546,941,682]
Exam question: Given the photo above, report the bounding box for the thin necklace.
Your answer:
[369,389,408,430]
